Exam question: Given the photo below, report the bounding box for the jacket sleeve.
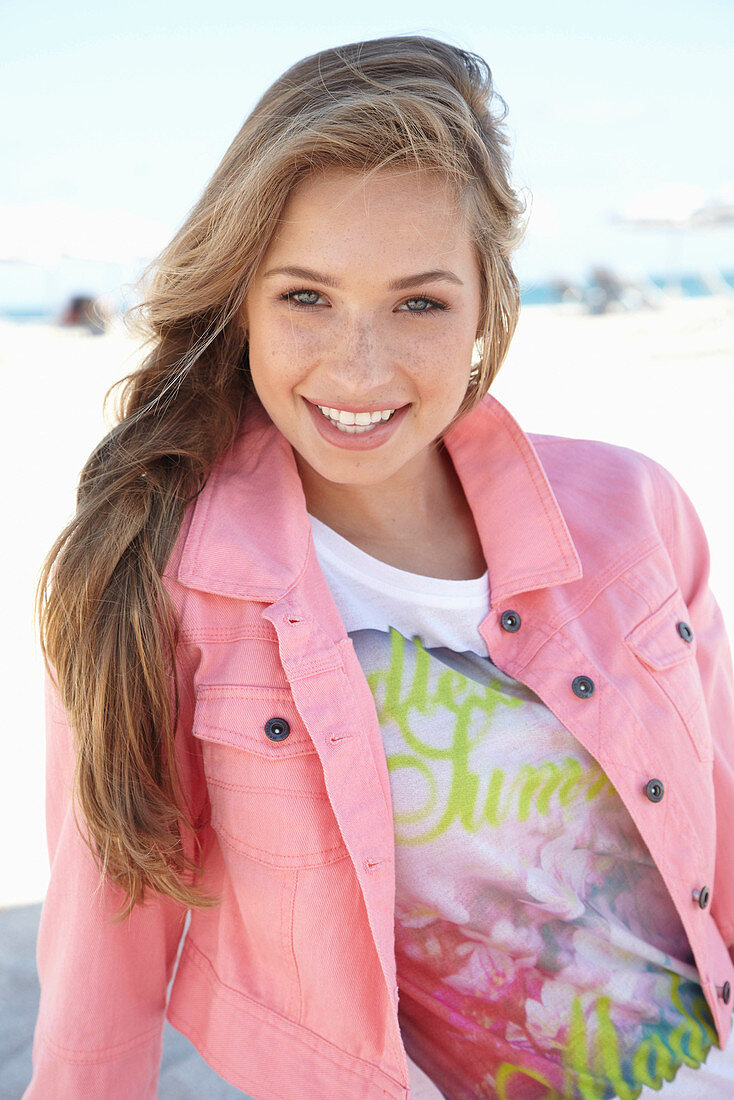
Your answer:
[650,458,734,960]
[23,664,201,1098]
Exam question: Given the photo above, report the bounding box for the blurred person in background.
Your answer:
[59,293,109,334]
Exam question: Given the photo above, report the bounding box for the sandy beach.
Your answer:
[3,292,733,911]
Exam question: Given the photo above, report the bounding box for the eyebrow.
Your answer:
[263,265,464,290]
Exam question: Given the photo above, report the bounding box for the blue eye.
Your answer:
[398,296,447,316]
[282,289,324,307]
[280,289,448,314]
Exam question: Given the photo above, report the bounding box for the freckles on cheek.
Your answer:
[419,329,471,369]
[251,324,323,401]
[276,317,323,359]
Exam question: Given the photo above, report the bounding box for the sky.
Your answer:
[2,0,733,307]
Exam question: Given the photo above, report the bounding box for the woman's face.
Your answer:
[243,167,483,494]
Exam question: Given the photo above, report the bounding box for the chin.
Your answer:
[318,466,398,486]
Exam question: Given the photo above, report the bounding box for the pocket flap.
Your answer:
[624,590,697,670]
[193,685,315,759]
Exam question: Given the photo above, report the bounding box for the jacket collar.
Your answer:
[445,395,582,605]
[177,393,582,606]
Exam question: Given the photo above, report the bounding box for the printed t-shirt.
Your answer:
[309,514,734,1099]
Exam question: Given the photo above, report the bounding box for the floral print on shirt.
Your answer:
[355,627,716,1100]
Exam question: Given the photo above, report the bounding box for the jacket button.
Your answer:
[500,609,521,633]
[693,886,710,909]
[718,982,732,1004]
[644,779,664,803]
[265,717,290,741]
[572,675,595,698]
[677,621,694,643]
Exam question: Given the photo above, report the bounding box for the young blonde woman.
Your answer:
[25,35,734,1100]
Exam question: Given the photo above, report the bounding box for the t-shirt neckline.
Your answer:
[307,513,489,599]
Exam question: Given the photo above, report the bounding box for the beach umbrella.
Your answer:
[693,182,734,227]
[610,183,734,291]
[612,182,734,231]
[612,184,708,230]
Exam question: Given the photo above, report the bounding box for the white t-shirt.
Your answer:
[309,514,734,1100]
[307,515,491,656]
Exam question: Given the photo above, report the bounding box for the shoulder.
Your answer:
[530,429,662,486]
[469,394,674,527]
[528,429,673,532]
[527,430,711,600]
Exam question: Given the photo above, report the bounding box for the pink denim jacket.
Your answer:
[25,392,734,1099]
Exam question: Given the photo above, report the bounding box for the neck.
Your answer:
[296,442,487,580]
[297,441,449,539]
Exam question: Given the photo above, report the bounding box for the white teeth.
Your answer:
[316,404,397,431]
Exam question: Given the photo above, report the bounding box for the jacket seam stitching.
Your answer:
[179,937,398,1090]
[167,1011,291,1100]
[289,869,303,1024]
[512,536,660,671]
[209,817,349,862]
[35,1022,161,1064]
[180,625,277,644]
[195,725,313,750]
[205,780,330,798]
[618,572,657,615]
[648,457,674,550]
[336,653,394,821]
[195,684,295,700]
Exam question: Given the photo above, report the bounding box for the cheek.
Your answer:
[248,317,323,389]
[415,324,475,385]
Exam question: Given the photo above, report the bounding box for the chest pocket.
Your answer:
[192,685,349,868]
[624,589,712,763]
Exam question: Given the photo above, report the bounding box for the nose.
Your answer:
[325,315,394,394]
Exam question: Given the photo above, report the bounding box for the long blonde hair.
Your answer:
[36,35,526,919]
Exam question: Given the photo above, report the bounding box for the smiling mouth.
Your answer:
[314,404,398,434]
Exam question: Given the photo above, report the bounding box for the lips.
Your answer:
[302,397,410,451]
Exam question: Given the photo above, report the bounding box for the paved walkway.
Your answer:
[0,903,251,1099]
